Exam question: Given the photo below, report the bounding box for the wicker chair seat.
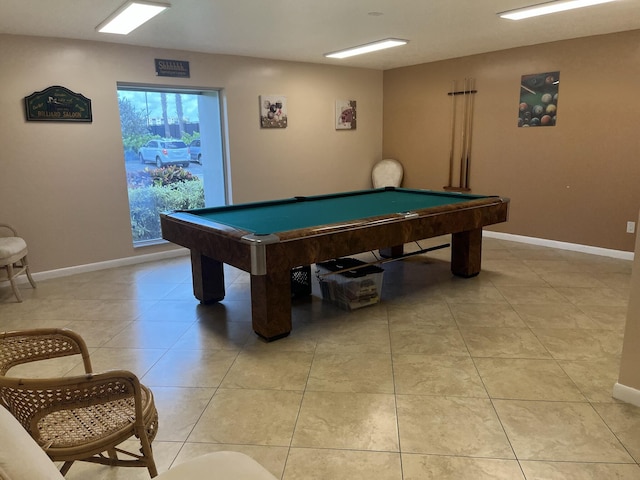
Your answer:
[35,384,158,453]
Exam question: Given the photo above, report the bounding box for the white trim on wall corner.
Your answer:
[483,231,634,261]
[612,383,640,407]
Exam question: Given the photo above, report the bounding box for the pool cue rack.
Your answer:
[444,78,477,193]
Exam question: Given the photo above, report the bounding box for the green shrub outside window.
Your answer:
[128,166,204,242]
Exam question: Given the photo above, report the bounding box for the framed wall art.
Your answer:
[518,71,559,127]
[336,99,356,130]
[260,95,287,128]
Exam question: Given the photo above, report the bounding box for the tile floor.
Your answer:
[2,236,640,479]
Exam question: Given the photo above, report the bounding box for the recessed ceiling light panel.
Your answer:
[97,1,170,35]
[499,0,617,20]
[325,38,408,59]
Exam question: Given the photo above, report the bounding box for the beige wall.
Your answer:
[0,34,383,273]
[383,30,640,252]
[4,30,640,276]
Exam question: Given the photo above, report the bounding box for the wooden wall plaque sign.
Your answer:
[24,85,92,122]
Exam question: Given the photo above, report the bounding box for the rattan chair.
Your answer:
[0,328,158,477]
[0,223,36,302]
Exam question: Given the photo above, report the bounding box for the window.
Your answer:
[117,85,227,245]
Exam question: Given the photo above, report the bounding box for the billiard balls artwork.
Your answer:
[518,71,559,127]
[260,95,288,129]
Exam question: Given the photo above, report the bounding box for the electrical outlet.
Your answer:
[627,221,636,234]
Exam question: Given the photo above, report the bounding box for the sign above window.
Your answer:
[155,59,190,78]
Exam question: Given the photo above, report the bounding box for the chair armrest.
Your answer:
[0,328,92,375]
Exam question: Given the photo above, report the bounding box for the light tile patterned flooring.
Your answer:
[2,236,640,479]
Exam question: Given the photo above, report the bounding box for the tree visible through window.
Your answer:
[117,87,225,245]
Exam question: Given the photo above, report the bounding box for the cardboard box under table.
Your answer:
[316,258,384,310]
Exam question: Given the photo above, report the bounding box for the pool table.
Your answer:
[160,187,509,340]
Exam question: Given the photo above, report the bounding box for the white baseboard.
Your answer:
[2,247,189,285]
[612,383,640,407]
[484,231,634,261]
[3,232,633,286]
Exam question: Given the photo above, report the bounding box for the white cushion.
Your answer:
[0,406,64,480]
[157,451,277,480]
[0,405,276,480]
[0,237,27,258]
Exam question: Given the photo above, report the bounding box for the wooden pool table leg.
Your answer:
[191,251,226,303]
[250,269,292,341]
[451,228,482,277]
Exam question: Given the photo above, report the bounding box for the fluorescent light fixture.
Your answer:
[97,1,170,35]
[325,38,408,59]
[499,0,616,20]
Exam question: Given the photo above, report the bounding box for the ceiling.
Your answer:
[1,0,638,70]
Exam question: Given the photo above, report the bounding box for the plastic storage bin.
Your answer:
[316,258,384,310]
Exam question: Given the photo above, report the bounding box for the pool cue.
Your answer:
[521,84,535,95]
[447,80,457,188]
[464,77,476,189]
[459,78,468,188]
[462,78,471,189]
[460,78,467,189]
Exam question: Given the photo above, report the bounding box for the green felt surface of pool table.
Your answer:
[184,188,489,235]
